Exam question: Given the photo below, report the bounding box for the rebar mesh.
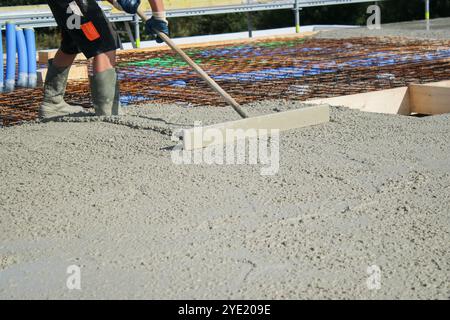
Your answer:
[1,36,450,126]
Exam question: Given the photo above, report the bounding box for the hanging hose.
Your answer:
[0,26,4,93]
[5,22,16,92]
[24,28,37,88]
[16,27,29,88]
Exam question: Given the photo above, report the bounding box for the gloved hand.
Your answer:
[116,0,140,14]
[145,16,169,44]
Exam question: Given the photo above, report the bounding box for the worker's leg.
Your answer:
[71,0,121,116]
[40,1,87,119]
[44,0,121,118]
[39,28,85,119]
[53,50,77,68]
[92,50,116,74]
[90,50,121,116]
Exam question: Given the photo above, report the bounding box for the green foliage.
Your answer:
[169,0,450,38]
[1,0,449,49]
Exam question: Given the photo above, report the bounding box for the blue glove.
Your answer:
[117,0,140,14]
[145,17,169,44]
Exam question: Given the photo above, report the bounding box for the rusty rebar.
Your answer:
[1,37,450,126]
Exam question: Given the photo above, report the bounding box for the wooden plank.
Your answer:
[305,80,450,115]
[419,80,450,88]
[37,64,89,85]
[182,105,330,150]
[121,32,317,55]
[173,32,318,49]
[409,84,450,115]
[38,50,86,65]
[306,87,411,115]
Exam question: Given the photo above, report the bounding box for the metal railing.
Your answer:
[0,0,383,48]
[0,1,382,29]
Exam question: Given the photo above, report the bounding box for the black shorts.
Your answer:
[47,0,120,59]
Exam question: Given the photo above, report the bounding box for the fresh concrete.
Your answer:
[0,100,449,299]
[1,21,450,299]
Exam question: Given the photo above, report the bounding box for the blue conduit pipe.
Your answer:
[24,28,37,88]
[16,27,28,88]
[0,26,4,93]
[5,22,16,92]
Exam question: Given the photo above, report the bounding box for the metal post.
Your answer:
[425,0,430,31]
[124,22,136,48]
[294,0,300,33]
[247,12,253,38]
[246,0,253,38]
[134,14,141,48]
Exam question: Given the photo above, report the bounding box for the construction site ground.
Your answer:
[0,19,449,299]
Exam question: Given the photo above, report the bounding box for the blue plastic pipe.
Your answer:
[24,28,37,88]
[5,22,16,92]
[16,28,28,88]
[0,26,4,93]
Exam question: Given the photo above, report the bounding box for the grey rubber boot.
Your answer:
[39,60,84,119]
[89,68,121,116]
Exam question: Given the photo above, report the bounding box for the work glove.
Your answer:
[116,0,140,14]
[145,16,169,44]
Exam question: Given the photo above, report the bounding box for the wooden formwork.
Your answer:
[306,80,450,116]
[36,65,89,85]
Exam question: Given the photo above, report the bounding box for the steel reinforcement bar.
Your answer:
[1,36,450,126]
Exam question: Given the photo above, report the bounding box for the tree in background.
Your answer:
[171,0,450,38]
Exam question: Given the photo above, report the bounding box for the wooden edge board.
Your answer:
[409,84,450,115]
[306,87,411,115]
[121,32,318,55]
[418,80,450,88]
[182,104,330,151]
[37,64,89,85]
[305,79,450,116]
[38,51,86,65]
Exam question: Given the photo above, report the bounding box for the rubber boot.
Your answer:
[39,60,84,119]
[90,68,121,116]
